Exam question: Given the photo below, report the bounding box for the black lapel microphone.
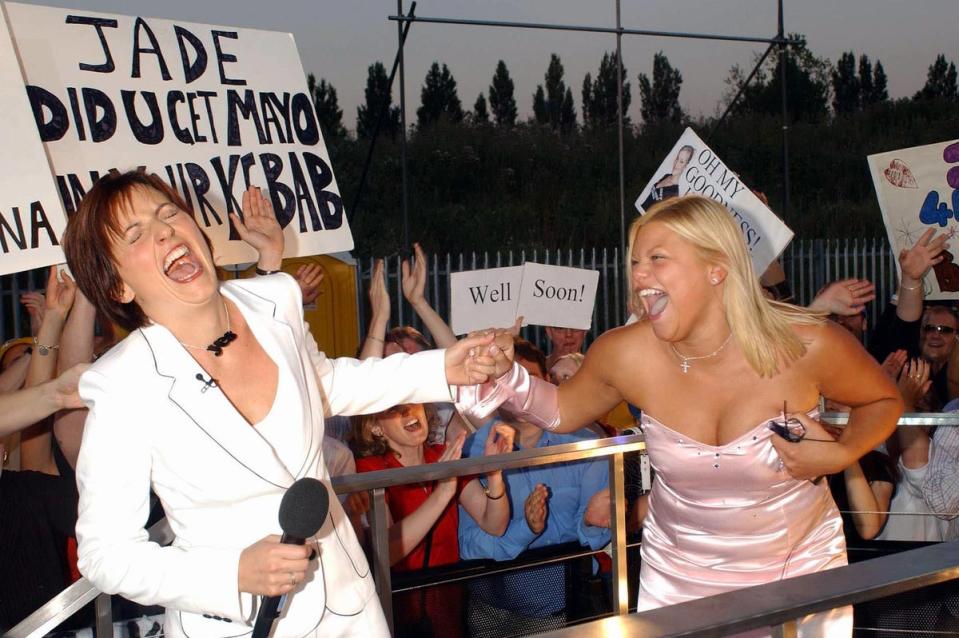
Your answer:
[251,478,330,638]
[195,373,217,393]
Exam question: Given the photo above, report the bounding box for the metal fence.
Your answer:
[0,238,898,345]
[353,237,899,350]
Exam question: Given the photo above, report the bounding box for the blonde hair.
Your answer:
[627,195,822,377]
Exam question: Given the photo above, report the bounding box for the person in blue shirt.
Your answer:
[458,340,610,637]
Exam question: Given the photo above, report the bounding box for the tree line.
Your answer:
[305,40,959,258]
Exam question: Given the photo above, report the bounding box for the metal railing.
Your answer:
[537,540,959,637]
[13,412,959,637]
[8,434,645,638]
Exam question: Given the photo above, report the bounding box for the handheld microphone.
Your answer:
[251,478,330,638]
[195,372,217,393]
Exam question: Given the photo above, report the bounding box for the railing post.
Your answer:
[608,451,628,614]
[369,488,393,634]
[771,619,798,638]
[94,592,112,637]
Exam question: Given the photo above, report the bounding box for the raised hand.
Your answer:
[294,264,324,305]
[897,358,931,411]
[401,242,428,306]
[20,291,45,336]
[584,489,612,528]
[524,483,549,534]
[234,186,284,270]
[44,266,77,319]
[899,228,948,283]
[369,259,391,322]
[809,278,875,316]
[483,423,515,456]
[434,432,466,498]
[880,349,907,381]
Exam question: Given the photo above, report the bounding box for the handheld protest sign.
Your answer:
[0,3,67,276]
[868,139,959,300]
[450,266,523,335]
[634,127,793,274]
[6,2,352,269]
[515,262,598,331]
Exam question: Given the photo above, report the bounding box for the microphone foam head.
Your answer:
[278,478,330,539]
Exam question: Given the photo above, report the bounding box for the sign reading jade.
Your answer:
[0,4,67,276]
[634,127,793,274]
[5,2,352,268]
[868,139,959,300]
[450,263,598,335]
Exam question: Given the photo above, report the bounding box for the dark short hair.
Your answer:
[513,338,547,377]
[62,170,196,332]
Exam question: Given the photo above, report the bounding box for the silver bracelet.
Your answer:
[32,337,60,356]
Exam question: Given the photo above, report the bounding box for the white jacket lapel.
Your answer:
[139,321,295,490]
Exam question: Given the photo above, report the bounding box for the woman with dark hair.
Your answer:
[62,170,501,637]
[458,195,902,636]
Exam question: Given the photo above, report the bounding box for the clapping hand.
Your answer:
[880,349,907,381]
[20,291,45,336]
[584,489,612,528]
[233,186,284,270]
[44,266,77,320]
[368,259,390,321]
[482,423,515,457]
[294,264,324,305]
[524,483,549,534]
[401,243,428,306]
[897,358,931,411]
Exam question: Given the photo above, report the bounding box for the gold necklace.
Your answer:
[669,333,733,374]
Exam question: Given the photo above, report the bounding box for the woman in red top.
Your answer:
[353,402,512,636]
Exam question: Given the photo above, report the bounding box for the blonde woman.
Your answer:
[458,195,902,635]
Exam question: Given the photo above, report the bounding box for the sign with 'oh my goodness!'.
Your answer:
[634,127,793,274]
[4,2,351,270]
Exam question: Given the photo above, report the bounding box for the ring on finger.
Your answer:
[290,573,296,587]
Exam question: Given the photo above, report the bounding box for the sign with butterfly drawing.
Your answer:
[868,139,959,299]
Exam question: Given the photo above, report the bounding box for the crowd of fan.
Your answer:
[2,228,959,636]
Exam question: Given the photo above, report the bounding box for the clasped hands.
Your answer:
[444,325,518,386]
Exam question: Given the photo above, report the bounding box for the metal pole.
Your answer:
[370,488,394,635]
[615,0,626,272]
[707,42,776,140]
[397,0,410,251]
[388,14,780,45]
[349,2,416,228]
[608,452,628,614]
[778,0,790,218]
[94,593,112,637]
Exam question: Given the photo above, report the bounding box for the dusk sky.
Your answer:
[13,0,959,132]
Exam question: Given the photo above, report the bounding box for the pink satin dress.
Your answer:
[638,410,852,637]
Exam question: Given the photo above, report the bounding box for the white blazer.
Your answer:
[75,274,452,637]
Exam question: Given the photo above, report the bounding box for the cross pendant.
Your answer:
[680,360,690,373]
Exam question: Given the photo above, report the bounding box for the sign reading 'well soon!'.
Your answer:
[4,2,352,269]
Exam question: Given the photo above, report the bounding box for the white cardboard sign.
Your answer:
[0,4,67,276]
[450,262,598,334]
[5,2,352,270]
[450,266,523,335]
[868,139,959,300]
[515,262,598,331]
[634,127,793,274]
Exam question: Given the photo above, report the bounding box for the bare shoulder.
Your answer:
[792,318,869,367]
[586,320,657,362]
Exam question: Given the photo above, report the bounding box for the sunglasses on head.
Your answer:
[922,324,958,335]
